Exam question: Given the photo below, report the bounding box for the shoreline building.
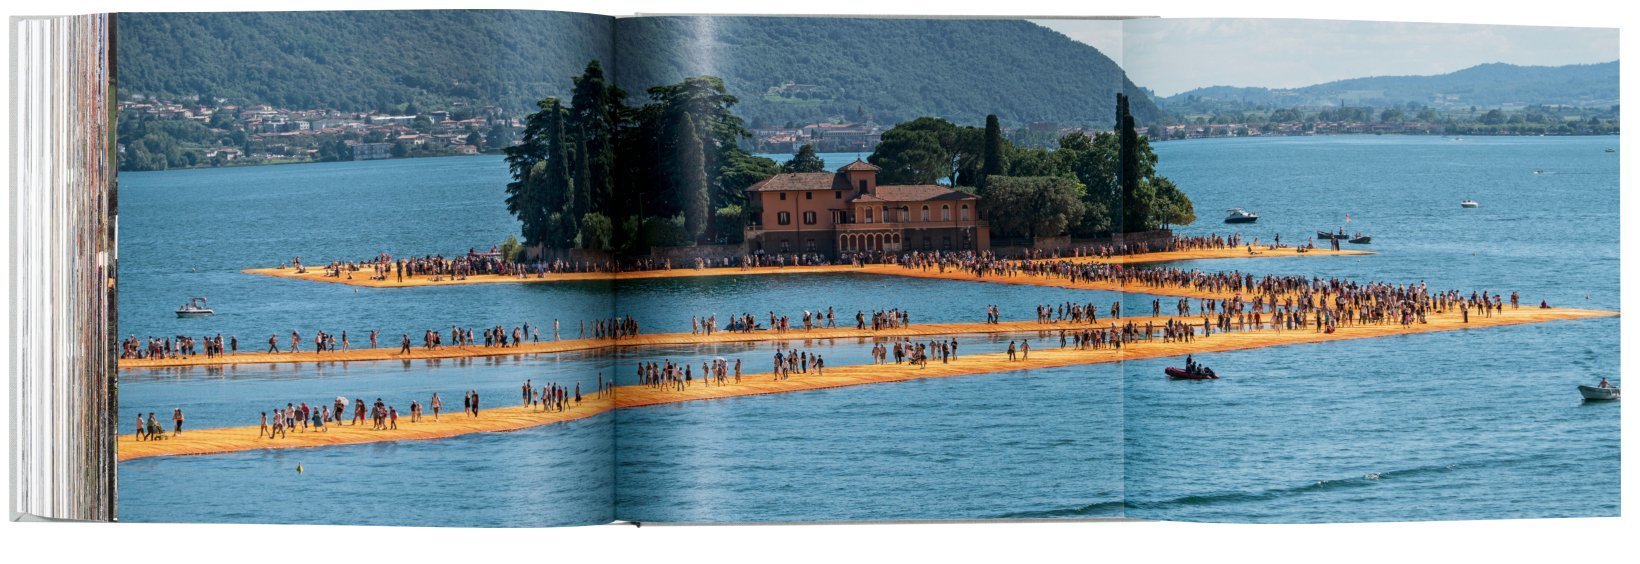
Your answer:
[743,159,990,257]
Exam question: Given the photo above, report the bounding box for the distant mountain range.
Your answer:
[1160,61,1619,112]
[124,13,1605,131]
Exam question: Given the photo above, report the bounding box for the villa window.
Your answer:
[960,205,970,221]
[803,211,818,225]
[779,193,787,201]
[835,190,842,199]
[858,179,867,191]
[805,191,813,200]
[777,211,792,225]
[921,205,930,221]
[865,208,874,223]
[941,205,951,221]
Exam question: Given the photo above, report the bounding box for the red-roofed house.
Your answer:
[744,159,989,256]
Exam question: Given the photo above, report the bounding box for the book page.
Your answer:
[607,15,1132,523]
[111,10,621,527]
[1118,18,1620,523]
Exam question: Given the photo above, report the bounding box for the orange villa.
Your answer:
[744,159,990,257]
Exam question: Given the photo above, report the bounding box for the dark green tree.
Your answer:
[866,117,986,186]
[869,127,951,185]
[1116,93,1153,232]
[569,60,620,216]
[782,144,827,173]
[544,99,575,245]
[1149,176,1195,227]
[504,97,572,247]
[978,176,1086,242]
[648,76,751,211]
[677,113,711,242]
[980,114,1006,186]
[569,126,592,244]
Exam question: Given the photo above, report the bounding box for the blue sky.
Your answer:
[1032,18,1618,97]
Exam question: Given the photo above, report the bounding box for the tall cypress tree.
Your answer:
[679,113,711,243]
[980,114,1006,186]
[1116,93,1151,233]
[570,127,592,246]
[569,60,617,218]
[544,98,574,247]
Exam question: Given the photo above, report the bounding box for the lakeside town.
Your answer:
[116,96,518,170]
[118,93,1620,171]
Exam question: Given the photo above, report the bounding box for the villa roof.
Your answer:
[745,172,850,192]
[852,185,976,203]
[838,159,882,172]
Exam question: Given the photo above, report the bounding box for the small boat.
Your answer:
[1223,208,1259,224]
[1460,200,1480,208]
[1317,231,1345,240]
[1348,234,1372,244]
[1604,148,1616,153]
[175,297,214,318]
[1165,367,1218,380]
[1578,384,1620,401]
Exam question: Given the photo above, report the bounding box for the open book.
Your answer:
[10,11,1620,526]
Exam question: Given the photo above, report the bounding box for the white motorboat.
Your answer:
[1578,384,1620,401]
[1223,208,1259,224]
[1460,200,1480,208]
[176,297,214,317]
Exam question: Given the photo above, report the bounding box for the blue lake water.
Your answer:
[118,136,1618,525]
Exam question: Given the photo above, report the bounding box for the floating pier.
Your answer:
[117,305,1613,461]
[241,247,1370,289]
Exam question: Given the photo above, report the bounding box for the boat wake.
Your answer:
[991,459,1532,519]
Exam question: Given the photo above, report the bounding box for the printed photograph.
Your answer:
[111,12,1618,525]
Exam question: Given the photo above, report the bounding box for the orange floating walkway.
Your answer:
[1059,245,1371,265]
[118,305,1613,461]
[121,320,1099,369]
[241,247,1368,289]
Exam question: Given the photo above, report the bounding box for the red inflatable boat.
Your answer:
[1165,367,1218,380]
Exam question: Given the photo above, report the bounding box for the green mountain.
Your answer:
[615,17,1159,129]
[115,10,614,113]
[116,13,1157,128]
[1162,61,1619,112]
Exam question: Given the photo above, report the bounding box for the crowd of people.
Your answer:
[138,378,618,442]
[637,357,744,390]
[283,233,1279,285]
[870,338,959,367]
[120,314,647,361]
[122,334,238,360]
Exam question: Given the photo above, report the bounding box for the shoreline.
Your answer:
[117,305,1616,461]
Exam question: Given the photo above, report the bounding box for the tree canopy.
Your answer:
[862,102,1192,241]
[506,62,780,254]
